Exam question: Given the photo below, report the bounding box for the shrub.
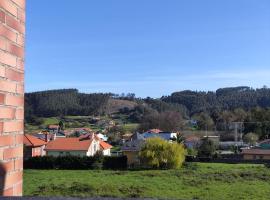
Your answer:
[24,155,127,170]
[198,137,217,158]
[139,137,186,169]
[103,156,127,170]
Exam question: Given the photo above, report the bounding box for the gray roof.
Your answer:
[121,140,145,152]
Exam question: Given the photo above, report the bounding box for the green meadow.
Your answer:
[24,163,270,200]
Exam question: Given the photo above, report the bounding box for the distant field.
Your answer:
[122,123,139,132]
[24,163,270,200]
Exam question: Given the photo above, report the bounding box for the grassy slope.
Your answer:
[24,163,270,200]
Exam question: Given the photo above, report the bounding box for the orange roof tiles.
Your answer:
[148,129,162,133]
[24,134,47,147]
[100,140,113,150]
[45,138,93,151]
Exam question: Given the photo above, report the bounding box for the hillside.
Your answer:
[26,86,270,120]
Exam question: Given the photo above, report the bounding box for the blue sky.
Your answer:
[26,0,270,97]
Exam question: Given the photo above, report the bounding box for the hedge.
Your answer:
[24,155,127,170]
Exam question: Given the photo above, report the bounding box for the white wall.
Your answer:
[87,139,100,156]
[103,149,111,156]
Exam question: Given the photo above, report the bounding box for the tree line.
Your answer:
[25,89,110,122]
[25,86,270,139]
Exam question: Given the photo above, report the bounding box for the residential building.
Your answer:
[23,134,47,159]
[122,131,177,165]
[242,139,270,160]
[184,135,201,148]
[242,149,270,160]
[97,133,108,141]
[44,133,112,157]
[122,140,145,166]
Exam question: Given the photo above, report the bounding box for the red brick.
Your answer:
[0,65,5,77]
[14,158,23,170]
[5,68,24,82]
[0,107,15,119]
[0,135,14,146]
[0,50,17,67]
[6,42,24,58]
[12,0,25,9]
[16,58,24,70]
[0,80,17,93]
[0,0,17,17]
[6,15,25,34]
[3,121,23,132]
[0,148,3,159]
[0,10,5,24]
[2,160,15,172]
[5,95,23,106]
[3,187,13,196]
[13,181,22,196]
[3,146,23,160]
[15,109,23,119]
[16,34,24,47]
[0,24,17,43]
[16,83,23,94]
[17,9,25,23]
[0,37,7,50]
[0,93,5,104]
[15,134,23,144]
[4,171,23,189]
[0,122,3,134]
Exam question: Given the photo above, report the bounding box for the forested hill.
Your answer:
[25,86,270,121]
[162,86,270,115]
[25,89,111,120]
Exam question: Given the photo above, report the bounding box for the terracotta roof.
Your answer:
[24,134,47,147]
[100,141,113,150]
[242,149,270,155]
[185,136,201,142]
[45,138,93,151]
[147,129,162,134]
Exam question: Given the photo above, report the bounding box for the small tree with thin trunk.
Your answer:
[243,132,259,146]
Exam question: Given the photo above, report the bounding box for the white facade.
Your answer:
[102,149,111,156]
[86,139,101,156]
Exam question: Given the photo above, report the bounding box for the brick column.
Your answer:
[0,0,25,196]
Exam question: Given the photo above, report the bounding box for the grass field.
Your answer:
[24,163,270,200]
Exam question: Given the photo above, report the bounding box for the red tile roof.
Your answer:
[147,129,162,134]
[45,138,93,151]
[242,149,270,155]
[45,134,113,152]
[185,136,201,142]
[100,140,113,150]
[24,134,47,147]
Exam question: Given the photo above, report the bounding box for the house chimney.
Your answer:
[0,0,25,196]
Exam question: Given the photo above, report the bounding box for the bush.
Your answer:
[103,156,127,170]
[24,155,127,170]
[139,138,186,169]
[198,137,217,158]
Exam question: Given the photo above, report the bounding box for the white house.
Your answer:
[44,133,112,157]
